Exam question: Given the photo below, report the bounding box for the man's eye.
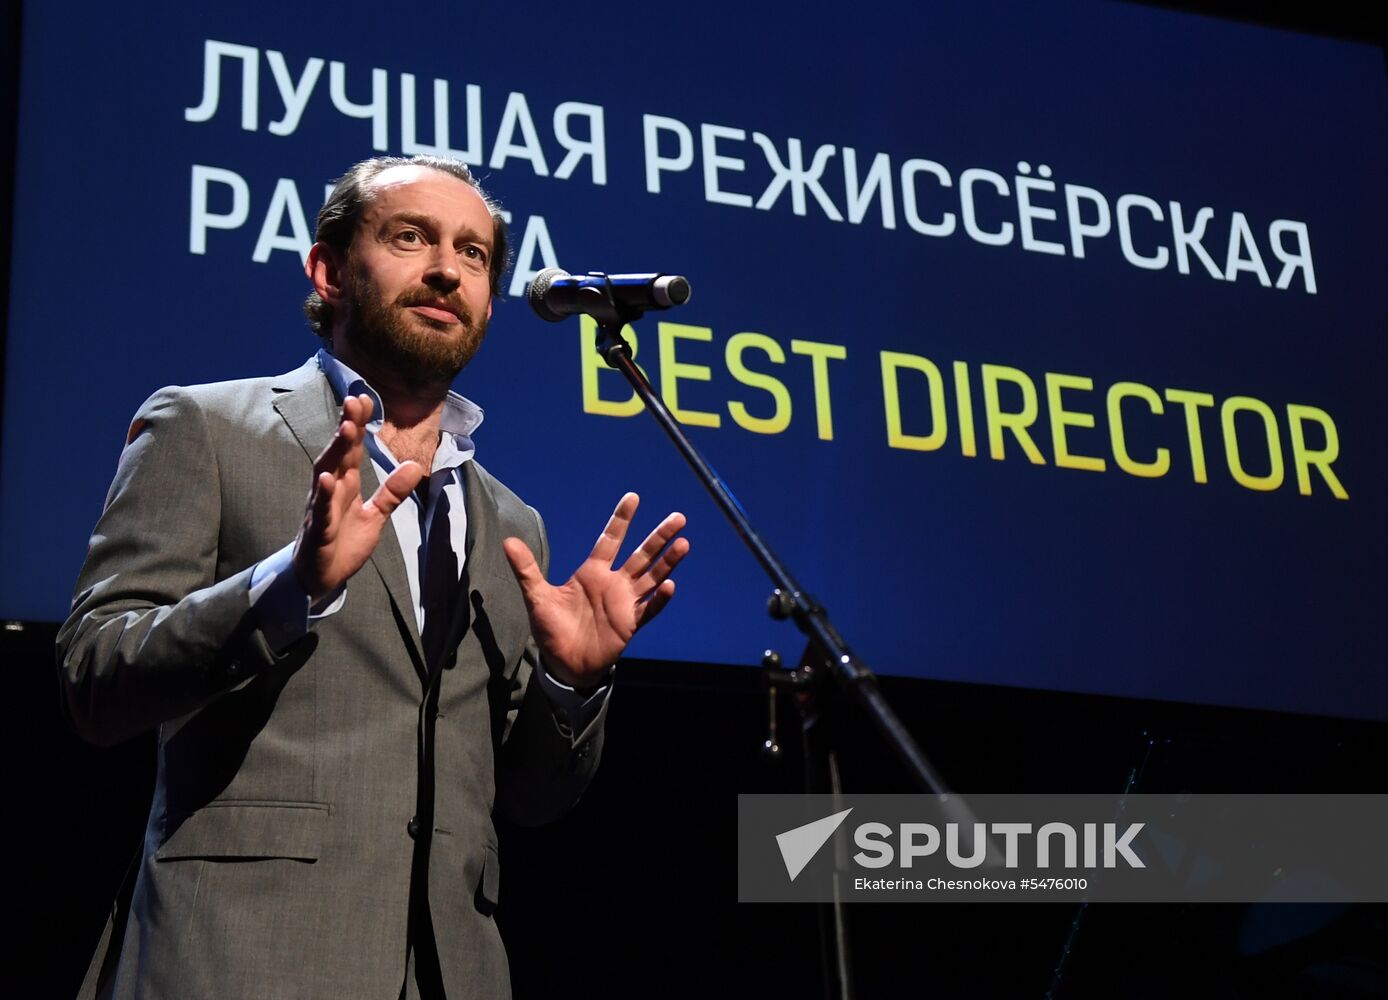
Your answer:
[461,245,486,262]
[394,230,423,245]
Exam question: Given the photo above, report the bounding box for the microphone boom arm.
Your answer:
[591,317,952,797]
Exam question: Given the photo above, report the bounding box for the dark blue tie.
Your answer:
[418,475,459,673]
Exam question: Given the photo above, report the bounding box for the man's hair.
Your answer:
[303,155,511,343]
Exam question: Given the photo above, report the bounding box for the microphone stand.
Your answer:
[586,284,957,1000]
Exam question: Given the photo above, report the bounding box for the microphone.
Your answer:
[527,268,692,323]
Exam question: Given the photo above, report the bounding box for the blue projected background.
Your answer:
[3,2,1385,719]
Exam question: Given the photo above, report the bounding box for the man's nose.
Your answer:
[423,248,462,290]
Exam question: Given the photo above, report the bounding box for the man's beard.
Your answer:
[341,263,487,388]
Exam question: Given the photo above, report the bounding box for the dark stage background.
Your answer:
[11,622,1388,998]
[3,2,1387,998]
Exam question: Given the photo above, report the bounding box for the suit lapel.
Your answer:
[431,462,500,658]
[421,462,511,688]
[461,463,492,572]
[271,361,428,673]
[456,463,532,680]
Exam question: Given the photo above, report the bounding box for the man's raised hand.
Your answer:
[502,493,689,689]
[293,394,424,601]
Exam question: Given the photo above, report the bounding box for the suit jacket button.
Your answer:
[407,818,421,840]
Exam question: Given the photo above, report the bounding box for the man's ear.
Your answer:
[306,243,346,306]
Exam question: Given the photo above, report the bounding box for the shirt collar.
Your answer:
[314,347,484,439]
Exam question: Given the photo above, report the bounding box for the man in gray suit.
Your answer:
[57,155,689,999]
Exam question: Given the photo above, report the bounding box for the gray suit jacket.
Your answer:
[57,358,604,999]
